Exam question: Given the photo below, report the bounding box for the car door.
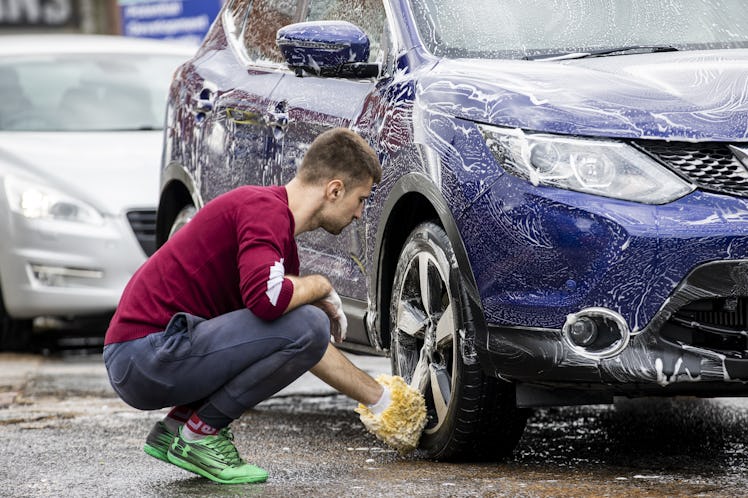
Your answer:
[195,0,304,203]
[270,0,388,311]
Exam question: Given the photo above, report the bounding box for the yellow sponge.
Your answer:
[355,374,427,454]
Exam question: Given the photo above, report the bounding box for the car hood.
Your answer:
[418,49,748,141]
[0,131,162,215]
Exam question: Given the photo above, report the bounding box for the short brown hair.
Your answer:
[298,128,382,186]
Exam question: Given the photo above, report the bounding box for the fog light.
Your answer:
[30,263,103,287]
[562,307,630,359]
[568,316,598,346]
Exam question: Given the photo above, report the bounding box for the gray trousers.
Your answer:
[103,305,330,421]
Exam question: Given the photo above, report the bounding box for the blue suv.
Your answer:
[157,0,748,460]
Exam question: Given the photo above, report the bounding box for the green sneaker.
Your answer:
[167,427,268,484]
[143,421,175,463]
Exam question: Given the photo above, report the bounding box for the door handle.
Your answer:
[193,87,214,119]
[267,112,289,140]
[265,111,289,130]
[265,100,290,134]
[195,98,213,113]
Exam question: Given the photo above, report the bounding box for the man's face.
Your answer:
[320,179,373,235]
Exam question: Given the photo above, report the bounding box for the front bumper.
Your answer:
[480,259,748,399]
[0,210,146,318]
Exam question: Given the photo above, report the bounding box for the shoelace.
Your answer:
[207,428,245,466]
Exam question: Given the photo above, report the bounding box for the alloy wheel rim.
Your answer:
[393,250,457,434]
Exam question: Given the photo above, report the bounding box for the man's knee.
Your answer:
[293,305,331,362]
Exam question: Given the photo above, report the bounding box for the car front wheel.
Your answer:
[390,221,528,461]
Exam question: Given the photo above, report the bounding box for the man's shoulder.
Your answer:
[208,185,287,209]
[208,185,291,233]
[222,184,285,199]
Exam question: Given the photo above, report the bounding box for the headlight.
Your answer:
[4,175,104,225]
[479,125,694,204]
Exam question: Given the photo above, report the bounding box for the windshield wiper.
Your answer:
[524,45,679,61]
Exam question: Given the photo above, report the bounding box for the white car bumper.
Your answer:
[0,210,147,318]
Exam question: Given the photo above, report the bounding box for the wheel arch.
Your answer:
[372,173,485,358]
[155,163,202,248]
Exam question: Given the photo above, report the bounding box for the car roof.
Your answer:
[0,34,196,57]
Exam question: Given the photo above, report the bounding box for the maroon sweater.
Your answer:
[105,185,298,345]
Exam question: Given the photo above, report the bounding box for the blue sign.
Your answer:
[119,0,223,46]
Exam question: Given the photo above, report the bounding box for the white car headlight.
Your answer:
[479,125,695,204]
[4,175,104,225]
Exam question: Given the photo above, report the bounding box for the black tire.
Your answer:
[389,221,528,461]
[0,287,33,351]
[168,205,196,240]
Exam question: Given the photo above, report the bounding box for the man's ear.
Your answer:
[325,179,345,201]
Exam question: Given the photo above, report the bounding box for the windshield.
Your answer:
[409,0,748,59]
[0,53,186,132]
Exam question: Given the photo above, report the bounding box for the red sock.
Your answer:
[182,413,219,440]
[162,406,192,432]
[167,406,192,423]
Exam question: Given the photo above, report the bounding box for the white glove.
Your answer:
[321,289,347,343]
[367,385,392,415]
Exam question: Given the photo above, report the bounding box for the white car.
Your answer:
[0,35,195,349]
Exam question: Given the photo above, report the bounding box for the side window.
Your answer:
[225,0,303,64]
[304,0,387,63]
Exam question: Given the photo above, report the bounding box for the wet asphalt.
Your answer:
[2,348,748,497]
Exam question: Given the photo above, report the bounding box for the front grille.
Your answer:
[632,141,748,197]
[661,297,748,359]
[126,209,157,256]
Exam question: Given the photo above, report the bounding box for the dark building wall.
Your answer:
[0,0,118,34]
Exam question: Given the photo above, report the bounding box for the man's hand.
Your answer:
[318,289,348,343]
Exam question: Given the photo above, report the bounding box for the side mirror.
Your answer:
[276,21,379,78]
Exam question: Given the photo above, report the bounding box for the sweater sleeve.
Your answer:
[236,197,295,321]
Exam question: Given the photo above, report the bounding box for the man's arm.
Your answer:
[285,276,379,402]
[284,274,332,313]
[310,342,383,405]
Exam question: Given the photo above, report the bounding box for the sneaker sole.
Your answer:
[166,451,268,484]
[143,443,169,463]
